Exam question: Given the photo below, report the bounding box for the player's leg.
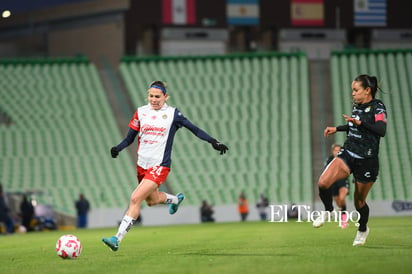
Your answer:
[142,166,185,214]
[337,186,348,210]
[145,189,185,214]
[102,179,158,251]
[337,186,349,228]
[314,158,350,228]
[353,181,373,245]
[126,179,159,218]
[318,158,350,210]
[352,156,378,245]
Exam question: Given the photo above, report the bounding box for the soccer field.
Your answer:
[1,217,412,274]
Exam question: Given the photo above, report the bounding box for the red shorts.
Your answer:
[137,165,170,186]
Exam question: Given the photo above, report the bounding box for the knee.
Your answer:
[354,199,365,209]
[317,177,329,189]
[130,195,142,206]
[146,200,155,207]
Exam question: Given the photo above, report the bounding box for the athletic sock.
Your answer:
[116,215,135,242]
[165,193,178,204]
[318,187,333,212]
[356,203,369,232]
[341,204,347,211]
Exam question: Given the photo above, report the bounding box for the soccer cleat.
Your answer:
[169,193,185,215]
[313,211,328,228]
[102,236,119,251]
[353,227,370,246]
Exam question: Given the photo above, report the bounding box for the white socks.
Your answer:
[116,215,135,242]
[165,193,178,204]
[115,194,178,242]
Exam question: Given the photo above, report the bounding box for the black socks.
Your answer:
[318,187,333,212]
[356,203,369,232]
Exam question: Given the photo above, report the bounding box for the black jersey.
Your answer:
[343,99,387,158]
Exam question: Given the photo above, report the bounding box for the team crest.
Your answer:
[365,106,371,112]
[132,119,139,127]
[162,114,168,119]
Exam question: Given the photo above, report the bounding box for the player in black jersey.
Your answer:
[313,74,387,246]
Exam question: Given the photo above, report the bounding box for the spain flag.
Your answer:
[291,0,324,26]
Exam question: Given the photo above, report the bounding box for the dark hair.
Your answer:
[354,74,379,98]
[149,80,167,94]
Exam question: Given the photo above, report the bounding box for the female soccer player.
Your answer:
[102,81,228,251]
[313,74,387,246]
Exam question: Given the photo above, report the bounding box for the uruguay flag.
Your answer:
[354,0,387,26]
[227,0,260,26]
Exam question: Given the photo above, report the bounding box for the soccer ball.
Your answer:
[56,234,82,259]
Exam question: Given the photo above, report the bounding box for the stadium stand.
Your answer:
[330,48,412,201]
[0,58,136,215]
[119,53,313,206]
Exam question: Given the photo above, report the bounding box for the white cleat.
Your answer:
[313,211,329,228]
[353,227,370,246]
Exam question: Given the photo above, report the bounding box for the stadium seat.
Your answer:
[0,58,136,215]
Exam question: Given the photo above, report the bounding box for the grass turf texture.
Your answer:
[1,217,411,274]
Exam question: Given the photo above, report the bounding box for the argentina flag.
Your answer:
[227,0,260,25]
[354,0,387,26]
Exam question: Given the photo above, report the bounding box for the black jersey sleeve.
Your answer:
[336,125,348,132]
[360,120,386,137]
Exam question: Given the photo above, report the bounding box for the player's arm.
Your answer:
[110,128,138,158]
[343,110,387,137]
[110,111,140,158]
[359,120,386,137]
[360,107,387,137]
[324,124,348,138]
[175,109,228,155]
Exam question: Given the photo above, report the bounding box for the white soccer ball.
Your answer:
[56,234,82,259]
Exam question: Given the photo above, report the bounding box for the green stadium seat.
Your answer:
[0,59,136,215]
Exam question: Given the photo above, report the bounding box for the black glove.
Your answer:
[110,146,119,158]
[211,139,228,155]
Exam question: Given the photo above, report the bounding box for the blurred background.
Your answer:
[0,0,411,231]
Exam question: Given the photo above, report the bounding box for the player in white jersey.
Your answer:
[102,81,228,251]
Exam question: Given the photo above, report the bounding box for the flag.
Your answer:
[291,0,324,26]
[354,0,387,26]
[162,0,196,25]
[227,0,260,26]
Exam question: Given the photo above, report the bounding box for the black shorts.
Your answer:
[331,179,350,196]
[337,148,379,183]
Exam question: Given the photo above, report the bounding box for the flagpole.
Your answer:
[335,6,340,30]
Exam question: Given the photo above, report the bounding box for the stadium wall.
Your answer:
[88,200,412,228]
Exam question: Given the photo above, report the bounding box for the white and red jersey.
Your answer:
[128,103,213,169]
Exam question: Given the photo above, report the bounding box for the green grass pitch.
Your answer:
[1,217,412,274]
